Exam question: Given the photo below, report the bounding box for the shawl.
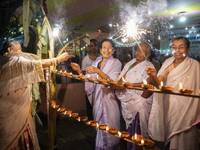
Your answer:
[148,56,200,144]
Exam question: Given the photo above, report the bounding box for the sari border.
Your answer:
[5,85,33,150]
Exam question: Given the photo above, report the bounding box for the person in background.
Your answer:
[0,40,71,150]
[148,50,160,73]
[115,42,154,150]
[81,39,99,120]
[82,39,99,70]
[121,53,131,69]
[71,39,121,150]
[146,37,200,150]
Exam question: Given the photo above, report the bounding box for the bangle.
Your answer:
[52,58,57,65]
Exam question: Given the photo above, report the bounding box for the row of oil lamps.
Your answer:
[53,104,156,149]
[52,70,196,95]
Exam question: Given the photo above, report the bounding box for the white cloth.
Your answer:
[81,54,95,70]
[0,52,44,150]
[148,56,200,147]
[115,58,154,139]
[85,55,121,150]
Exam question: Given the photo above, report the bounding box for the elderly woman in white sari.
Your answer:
[115,43,154,150]
[0,40,71,150]
[146,37,200,150]
[71,39,121,150]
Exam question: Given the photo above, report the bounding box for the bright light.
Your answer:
[158,36,161,40]
[126,20,137,37]
[180,16,186,22]
[185,27,188,30]
[172,12,174,14]
[52,28,59,36]
[170,25,173,28]
[122,37,127,43]
[109,24,112,27]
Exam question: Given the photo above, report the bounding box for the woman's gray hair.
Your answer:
[0,40,19,55]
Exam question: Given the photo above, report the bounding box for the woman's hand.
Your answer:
[146,66,157,77]
[57,52,72,63]
[71,63,82,74]
[85,66,99,74]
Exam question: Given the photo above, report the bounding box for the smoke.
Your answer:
[118,0,168,28]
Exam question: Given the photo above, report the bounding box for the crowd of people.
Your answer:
[0,36,199,150]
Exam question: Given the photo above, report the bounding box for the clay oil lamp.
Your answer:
[132,133,143,143]
[99,124,107,130]
[141,79,154,89]
[159,81,174,92]
[178,82,193,95]
[106,127,118,134]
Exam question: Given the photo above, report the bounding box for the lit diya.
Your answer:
[58,70,63,74]
[109,80,118,86]
[52,69,58,73]
[89,120,98,127]
[141,79,154,89]
[178,83,193,95]
[62,70,67,75]
[79,75,88,81]
[106,127,118,134]
[57,108,66,112]
[70,113,78,118]
[142,139,155,148]
[132,133,143,143]
[99,124,107,130]
[64,110,73,116]
[87,77,96,82]
[53,105,59,109]
[80,116,88,122]
[97,76,107,84]
[119,131,130,138]
[159,81,174,92]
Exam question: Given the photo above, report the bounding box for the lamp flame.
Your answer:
[141,139,144,145]
[118,131,121,137]
[161,81,163,86]
[122,77,126,83]
[106,126,109,131]
[135,133,137,140]
[143,79,147,85]
[179,82,182,89]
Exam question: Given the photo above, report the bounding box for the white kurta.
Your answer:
[115,58,154,139]
[85,55,121,150]
[81,54,95,70]
[148,56,200,149]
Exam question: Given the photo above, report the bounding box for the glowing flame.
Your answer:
[122,77,126,83]
[64,111,66,115]
[53,105,56,108]
[143,79,147,85]
[160,81,163,86]
[118,131,121,137]
[179,82,182,89]
[141,139,144,145]
[135,133,137,140]
[70,72,72,75]
[69,114,72,117]
[96,123,99,128]
[57,108,60,112]
[64,70,66,73]
[106,126,109,131]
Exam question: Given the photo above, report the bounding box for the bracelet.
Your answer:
[52,58,57,65]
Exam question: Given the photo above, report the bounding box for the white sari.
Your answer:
[85,55,121,150]
[148,56,200,149]
[0,52,45,150]
[115,58,154,139]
